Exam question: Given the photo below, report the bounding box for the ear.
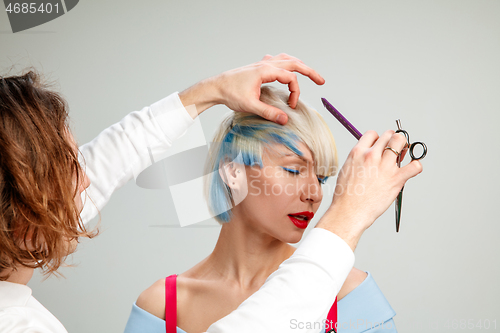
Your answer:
[219,159,248,207]
[219,160,244,191]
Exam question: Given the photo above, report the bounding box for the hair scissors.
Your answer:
[321,97,428,232]
[394,119,427,232]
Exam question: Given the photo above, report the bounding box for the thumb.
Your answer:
[399,160,423,182]
[249,100,288,125]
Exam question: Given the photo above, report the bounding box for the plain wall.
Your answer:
[1,0,499,332]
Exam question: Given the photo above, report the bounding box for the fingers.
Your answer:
[255,53,324,110]
[220,54,323,123]
[264,53,306,67]
[260,66,300,108]
[260,53,325,86]
[399,159,423,181]
[251,100,289,125]
[270,60,325,85]
[270,53,305,63]
[399,146,409,163]
[357,130,380,149]
[287,76,300,109]
[372,130,394,155]
[382,132,407,166]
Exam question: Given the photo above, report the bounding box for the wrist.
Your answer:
[315,206,369,252]
[178,77,222,119]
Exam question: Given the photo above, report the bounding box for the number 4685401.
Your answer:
[5,3,60,14]
[444,319,497,330]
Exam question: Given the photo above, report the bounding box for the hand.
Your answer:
[178,54,325,124]
[316,130,423,251]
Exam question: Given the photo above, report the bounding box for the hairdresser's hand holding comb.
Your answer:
[316,130,423,251]
[179,53,324,125]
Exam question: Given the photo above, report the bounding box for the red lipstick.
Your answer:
[288,211,314,229]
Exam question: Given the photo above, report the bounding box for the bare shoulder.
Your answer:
[136,278,166,320]
[337,267,368,301]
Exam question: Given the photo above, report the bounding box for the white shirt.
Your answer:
[0,282,67,333]
[0,92,354,332]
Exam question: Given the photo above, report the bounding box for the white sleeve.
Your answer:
[207,228,355,333]
[78,92,194,224]
[0,314,60,333]
[0,309,67,333]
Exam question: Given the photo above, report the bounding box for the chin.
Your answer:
[279,230,306,245]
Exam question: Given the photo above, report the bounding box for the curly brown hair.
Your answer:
[0,70,97,280]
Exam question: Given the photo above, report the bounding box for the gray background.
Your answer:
[1,0,499,332]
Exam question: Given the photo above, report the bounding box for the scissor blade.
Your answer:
[395,187,404,232]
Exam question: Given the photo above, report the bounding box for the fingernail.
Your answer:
[276,114,287,125]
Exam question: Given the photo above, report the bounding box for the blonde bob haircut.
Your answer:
[204,86,338,224]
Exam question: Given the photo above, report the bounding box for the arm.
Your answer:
[78,92,194,224]
[208,131,422,332]
[79,53,325,224]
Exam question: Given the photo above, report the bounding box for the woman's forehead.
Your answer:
[263,142,314,165]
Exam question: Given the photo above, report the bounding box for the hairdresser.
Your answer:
[0,53,421,332]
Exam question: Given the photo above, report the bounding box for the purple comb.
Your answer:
[321,98,363,140]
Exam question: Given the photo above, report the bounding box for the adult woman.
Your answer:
[1,54,400,332]
[0,71,95,332]
[126,87,398,333]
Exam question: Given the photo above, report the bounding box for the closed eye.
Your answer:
[282,167,300,175]
[283,167,328,185]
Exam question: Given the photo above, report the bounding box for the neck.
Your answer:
[204,215,295,290]
[1,265,34,285]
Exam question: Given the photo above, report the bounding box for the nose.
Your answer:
[299,173,323,204]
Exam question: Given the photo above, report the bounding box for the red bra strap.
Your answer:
[165,274,177,333]
[325,296,338,333]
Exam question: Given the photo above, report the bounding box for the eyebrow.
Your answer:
[282,153,313,164]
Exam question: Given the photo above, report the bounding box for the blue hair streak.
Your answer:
[209,122,303,223]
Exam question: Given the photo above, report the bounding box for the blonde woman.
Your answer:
[126,87,400,333]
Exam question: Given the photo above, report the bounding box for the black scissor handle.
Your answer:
[395,129,410,145]
[395,121,427,161]
[409,141,427,160]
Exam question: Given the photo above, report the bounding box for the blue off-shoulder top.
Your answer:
[123,272,397,333]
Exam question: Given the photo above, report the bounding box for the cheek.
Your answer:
[67,238,78,254]
[246,172,297,208]
[74,191,84,213]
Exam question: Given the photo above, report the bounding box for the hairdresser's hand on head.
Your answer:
[316,130,423,251]
[178,53,325,125]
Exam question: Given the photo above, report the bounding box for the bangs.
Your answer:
[221,119,304,168]
[204,86,338,224]
[258,86,338,178]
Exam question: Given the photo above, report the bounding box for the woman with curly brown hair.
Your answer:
[0,71,97,332]
[0,54,338,332]
[0,71,94,280]
[0,54,421,333]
